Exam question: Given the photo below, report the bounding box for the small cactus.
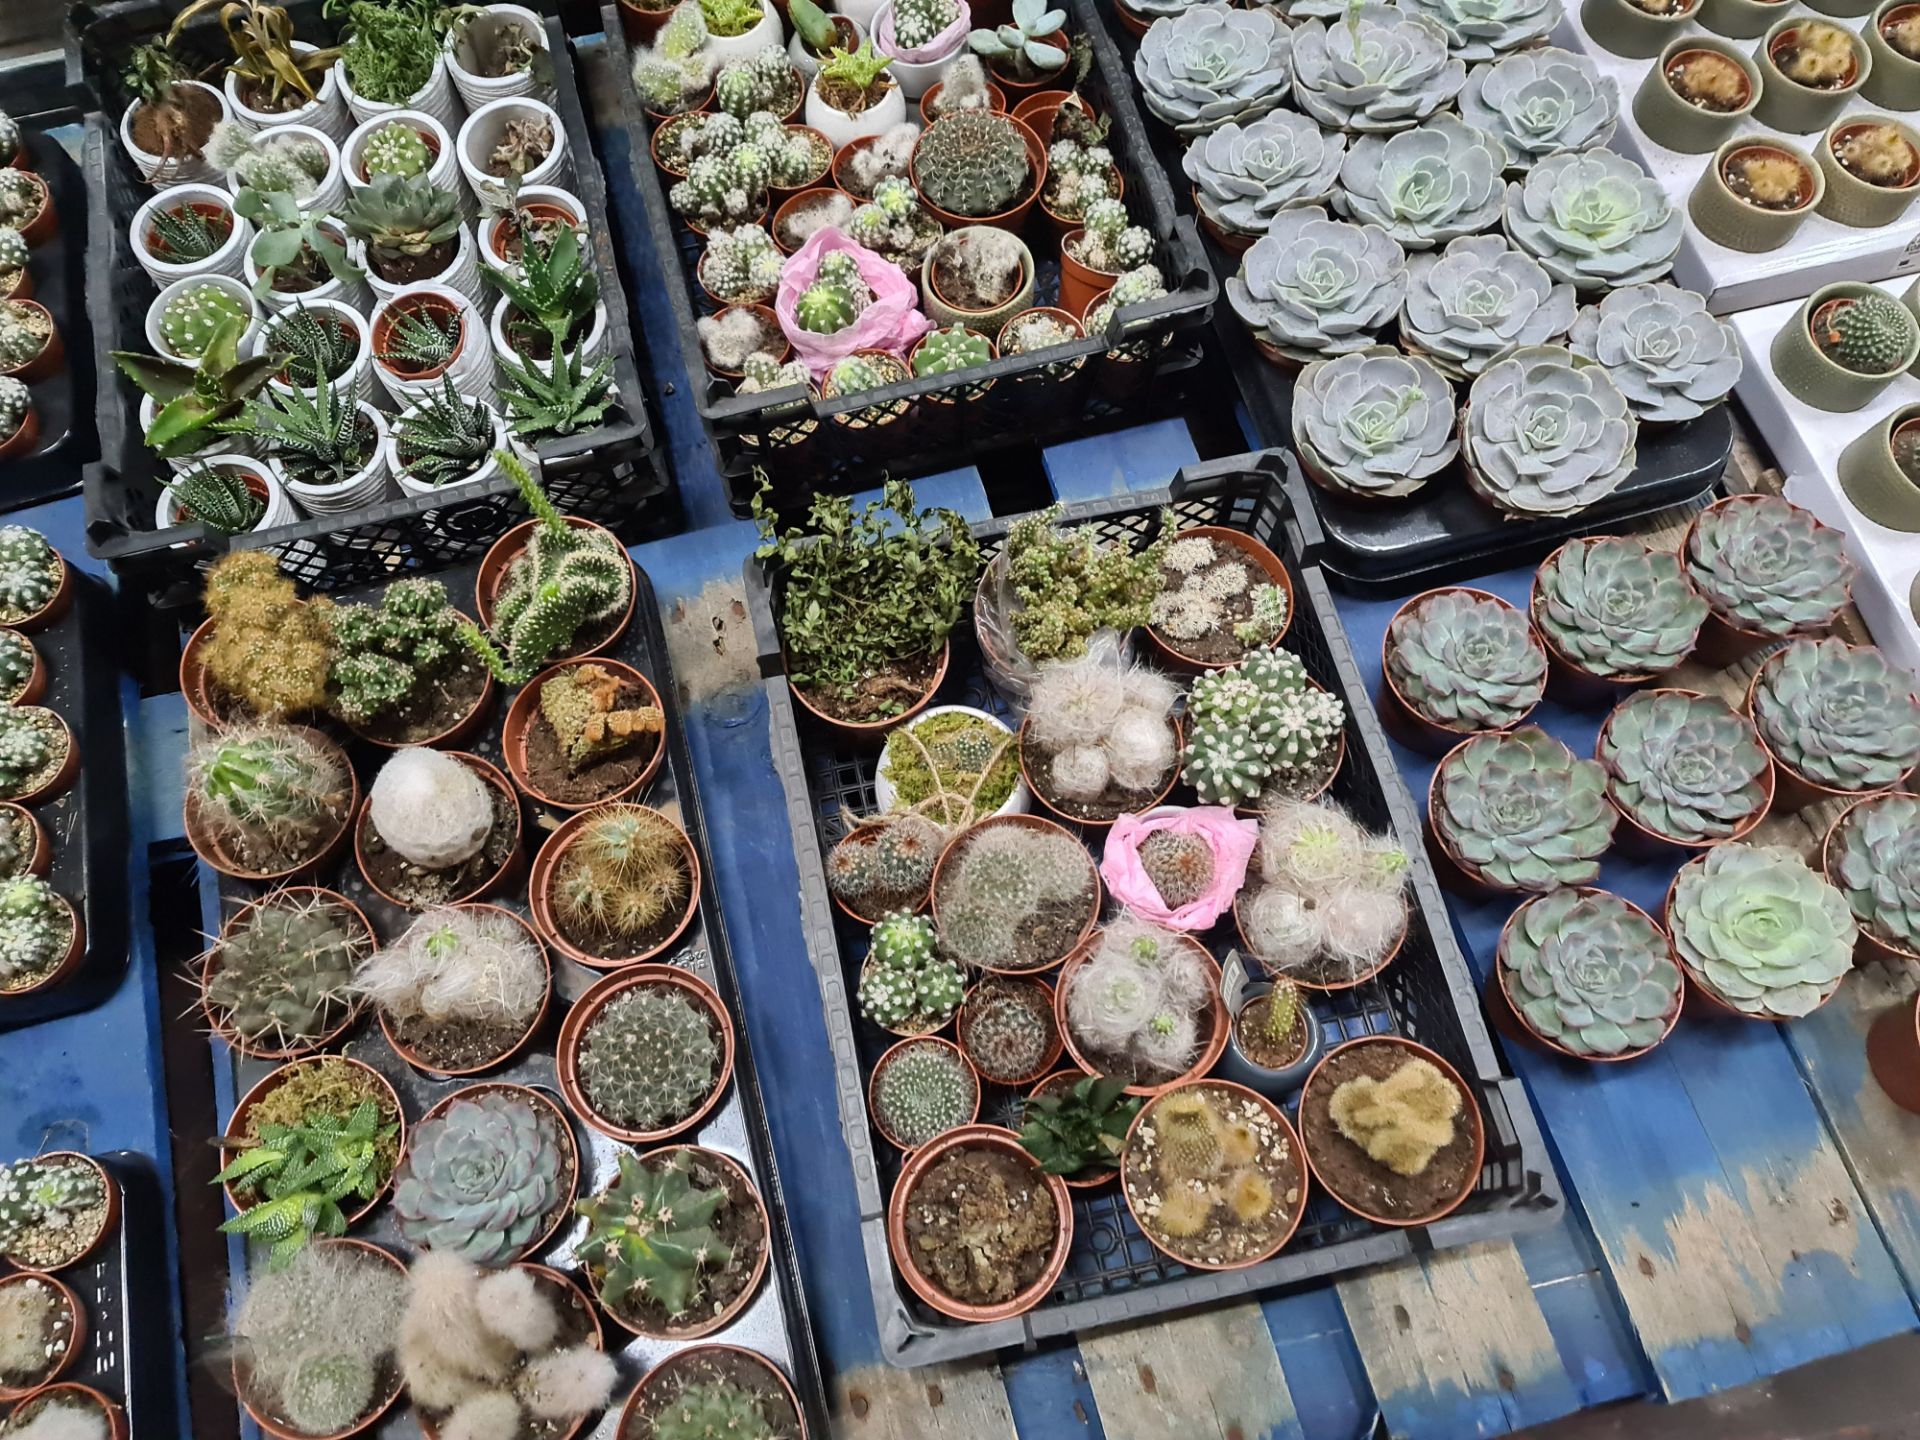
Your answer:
[0,377,25,446]
[361,122,431,179]
[961,982,1052,1082]
[187,724,350,868]
[0,115,19,164]
[913,325,991,377]
[1074,196,1154,274]
[827,814,943,915]
[0,227,27,281]
[551,805,690,946]
[935,823,1095,971]
[737,352,809,395]
[576,982,719,1131]
[160,282,252,358]
[201,551,334,719]
[0,301,48,370]
[0,630,31,703]
[700,223,782,305]
[0,1157,103,1253]
[872,1040,975,1147]
[1153,1089,1224,1182]
[281,1350,378,1435]
[576,1150,734,1319]
[0,875,67,987]
[1814,294,1917,375]
[204,895,370,1050]
[1136,829,1216,911]
[858,912,964,1031]
[652,1380,779,1440]
[0,171,42,231]
[913,110,1033,218]
[1327,1055,1463,1177]
[826,354,885,394]
[0,526,56,622]
[0,708,52,798]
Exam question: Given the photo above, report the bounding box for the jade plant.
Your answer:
[392,1091,569,1265]
[1668,843,1855,1017]
[1385,589,1545,733]
[1183,649,1345,807]
[1599,691,1770,844]
[201,892,372,1051]
[827,813,945,918]
[1683,495,1853,639]
[1499,889,1682,1058]
[998,504,1167,664]
[1019,1073,1142,1178]
[872,1039,977,1148]
[575,1149,734,1320]
[576,982,718,1132]
[1567,284,1741,424]
[1290,4,1465,132]
[1504,150,1683,290]
[1464,346,1637,517]
[1533,537,1706,677]
[0,527,61,625]
[1292,348,1458,499]
[1750,638,1920,792]
[1431,727,1616,891]
[858,912,965,1034]
[1830,794,1920,958]
[1134,5,1295,135]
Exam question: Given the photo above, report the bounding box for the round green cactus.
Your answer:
[913,324,992,377]
[0,377,27,446]
[392,1090,567,1264]
[577,984,720,1131]
[1533,537,1707,679]
[1668,843,1855,1017]
[1750,637,1920,793]
[827,354,886,394]
[1599,690,1769,844]
[1830,793,1920,958]
[797,279,859,334]
[1816,294,1918,376]
[913,110,1033,218]
[858,911,964,1032]
[1432,726,1615,891]
[871,1039,976,1147]
[1386,588,1545,731]
[1684,495,1853,639]
[1499,888,1682,1057]
[160,282,251,357]
[361,121,431,178]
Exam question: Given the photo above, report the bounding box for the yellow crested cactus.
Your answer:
[1328,1057,1463,1178]
[1782,22,1856,86]
[1224,1168,1274,1223]
[1220,1118,1260,1168]
[1153,1091,1223,1183]
[202,551,334,719]
[1734,152,1805,208]
[1156,1186,1213,1238]
[1890,11,1920,60]
[1671,51,1748,110]
[1836,123,1917,186]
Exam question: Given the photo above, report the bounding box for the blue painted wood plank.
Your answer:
[1042,420,1201,504]
[1004,1344,1106,1439]
[1511,1213,1654,1408]
[1263,1289,1378,1440]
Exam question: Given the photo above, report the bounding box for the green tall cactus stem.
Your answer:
[161,283,251,358]
[362,122,431,178]
[1818,294,1918,375]
[576,1150,734,1317]
[189,727,345,858]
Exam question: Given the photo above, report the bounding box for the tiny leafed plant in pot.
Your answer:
[1146,525,1292,669]
[1827,793,1920,965]
[199,887,375,1059]
[559,966,734,1142]
[958,973,1061,1084]
[505,660,665,809]
[858,911,965,1036]
[329,577,493,746]
[1058,916,1227,1093]
[184,724,356,881]
[1430,728,1617,894]
[911,109,1044,228]
[829,812,946,921]
[1019,1071,1141,1186]
[870,1034,980,1148]
[0,1154,115,1271]
[968,0,1067,94]
[355,905,549,1074]
[1529,536,1708,699]
[1666,842,1857,1018]
[1497,888,1684,1061]
[1682,493,1854,662]
[1019,653,1180,824]
[1748,637,1920,810]
[0,1271,81,1399]
[1236,801,1411,990]
[1598,689,1772,852]
[577,1147,769,1340]
[1381,588,1546,753]
[392,1085,576,1265]
[534,805,698,966]
[357,747,520,908]
[933,814,1099,972]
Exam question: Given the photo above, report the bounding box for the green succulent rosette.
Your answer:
[1533,537,1706,679]
[1432,726,1615,891]
[1829,794,1920,958]
[1599,690,1769,844]
[1668,843,1856,1018]
[1500,889,1681,1057]
[1386,588,1545,732]
[391,1090,568,1264]
[1750,638,1920,794]
[1684,495,1853,639]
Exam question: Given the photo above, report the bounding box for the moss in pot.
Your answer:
[878,708,1021,826]
[1020,651,1179,823]
[357,747,519,907]
[356,906,549,1073]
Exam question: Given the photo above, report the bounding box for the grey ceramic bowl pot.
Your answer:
[1839,403,1920,531]
[1754,16,1872,132]
[1866,0,1920,108]
[1816,115,1920,226]
[1773,281,1920,411]
[1634,36,1764,152]
[1582,0,1701,58]
[1698,0,1794,39]
[1214,984,1326,1102]
[1689,134,1825,250]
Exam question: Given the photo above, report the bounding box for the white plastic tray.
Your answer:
[1553,5,1920,314]
[1728,280,1920,675]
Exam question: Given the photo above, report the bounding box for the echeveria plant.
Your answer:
[1463,345,1636,516]
[1503,149,1682,291]
[1394,0,1565,60]
[1830,794,1920,959]
[1431,726,1615,891]
[1683,495,1853,639]
[1386,588,1545,732]
[1134,5,1295,136]
[1336,114,1507,248]
[1458,47,1618,168]
[1292,348,1458,499]
[391,1091,568,1265]
[1668,844,1855,1018]
[1599,690,1770,844]
[1399,235,1574,380]
[1532,537,1706,677]
[1226,205,1406,360]
[1499,888,1681,1058]
[1750,638,1920,793]
[1290,5,1465,133]
[1567,284,1741,425]
[1183,113,1346,238]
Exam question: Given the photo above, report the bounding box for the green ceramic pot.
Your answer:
[1697,0,1795,38]
[1773,282,1920,411]
[919,229,1035,335]
[1816,116,1920,226]
[1839,404,1920,531]
[1865,0,1920,108]
[1634,37,1763,151]
[1581,0,1701,58]
[1754,16,1872,132]
[1806,0,1879,17]
[1688,136,1824,250]
[1910,568,1920,625]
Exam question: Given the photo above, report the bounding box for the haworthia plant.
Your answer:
[1431,726,1615,890]
[1668,843,1854,1017]
[1749,637,1920,792]
[1599,690,1769,843]
[1499,888,1681,1057]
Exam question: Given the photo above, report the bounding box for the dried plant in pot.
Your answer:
[1380,587,1545,754]
[355,748,522,908]
[356,905,551,1075]
[1429,728,1617,896]
[1119,1080,1306,1269]
[932,813,1099,973]
[1597,689,1772,855]
[1145,526,1293,669]
[530,804,699,966]
[0,1384,126,1440]
[1494,888,1683,1061]
[1018,652,1180,825]
[503,659,665,810]
[1018,1071,1142,1188]
[1818,117,1920,227]
[958,973,1062,1085]
[557,966,736,1144]
[858,912,965,1036]
[185,724,357,882]
[0,1270,82,1400]
[1757,16,1869,132]
[920,224,1033,335]
[1773,282,1920,411]
[1634,37,1760,152]
[1529,536,1708,701]
[869,1035,981,1148]
[1746,637,1920,811]
[0,1153,119,1272]
[1234,801,1411,990]
[1689,136,1824,251]
[1056,917,1227,1094]
[828,812,947,922]
[1825,793,1920,966]
[618,1345,807,1440]
[1666,842,1857,1019]
[392,1085,578,1266]
[1681,493,1854,664]
[577,1146,770,1340]
[329,577,495,748]
[200,888,376,1060]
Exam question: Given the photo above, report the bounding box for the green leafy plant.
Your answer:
[163,462,267,535]
[327,0,447,105]
[216,1097,399,1268]
[496,341,617,440]
[235,188,361,298]
[393,376,495,487]
[817,38,894,106]
[172,0,341,109]
[1498,888,1682,1057]
[113,315,285,458]
[1019,1073,1141,1177]
[263,302,359,388]
[700,0,766,38]
[247,371,374,487]
[575,1149,733,1317]
[341,174,465,272]
[1002,505,1167,663]
[484,216,599,357]
[376,303,462,372]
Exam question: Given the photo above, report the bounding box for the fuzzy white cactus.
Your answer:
[368,748,494,870]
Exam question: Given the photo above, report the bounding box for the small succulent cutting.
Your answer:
[392,1091,569,1265]
[1599,690,1770,844]
[1499,888,1681,1058]
[1399,236,1575,380]
[1750,638,1920,793]
[1668,843,1855,1017]
[1291,4,1465,132]
[1183,113,1346,239]
[1503,150,1682,291]
[1464,345,1637,517]
[1227,205,1406,361]
[1567,284,1741,425]
[1458,46,1616,165]
[1385,589,1544,733]
[1432,727,1615,890]
[1532,537,1706,678]
[1683,495,1853,640]
[1133,5,1296,136]
[1336,114,1507,248]
[1829,794,1920,959]
[1292,348,1458,499]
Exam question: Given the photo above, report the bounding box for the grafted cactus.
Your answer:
[1830,794,1920,958]
[1532,536,1706,677]
[1683,496,1853,640]
[1750,638,1920,792]
[1499,888,1680,1057]
[1668,843,1854,1017]
[1385,589,1544,732]
[1599,690,1769,843]
[1431,727,1615,890]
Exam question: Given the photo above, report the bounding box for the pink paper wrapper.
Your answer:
[875,0,972,64]
[1101,806,1258,931]
[777,226,931,378]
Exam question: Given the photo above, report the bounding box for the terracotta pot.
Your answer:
[5,550,69,632]
[502,658,666,810]
[221,1060,406,1226]
[829,821,933,926]
[1057,230,1122,320]
[0,1153,119,1274]
[957,975,1063,1086]
[0,1271,84,1399]
[1426,730,1615,898]
[1009,88,1074,141]
[486,200,580,263]
[1232,887,1404,992]
[2,706,76,808]
[342,667,496,751]
[235,1240,406,1440]
[1743,646,1918,812]
[885,1125,1072,1321]
[404,1086,579,1259]
[6,1383,126,1440]
[528,805,700,968]
[619,1345,808,1440]
[0,266,33,302]
[0,299,64,385]
[701,303,791,378]
[907,328,999,401]
[354,751,521,908]
[910,113,1049,230]
[984,40,1074,100]
[0,887,83,999]
[1025,1070,1120,1188]
[1299,1036,1486,1226]
[1822,796,1920,968]
[178,618,226,728]
[1110,1,1152,36]
[0,401,38,461]
[202,888,375,1061]
[1053,934,1227,1095]
[1866,993,1920,1114]
[1378,587,1545,754]
[1017,712,1182,828]
[556,966,735,1143]
[185,727,357,883]
[1662,858,1850,1021]
[1596,689,1775,855]
[650,112,703,178]
[931,813,1100,975]
[371,292,469,384]
[619,0,682,43]
[770,185,840,255]
[0,800,50,878]
[474,516,637,664]
[1141,525,1295,670]
[8,172,55,248]
[771,125,835,200]
[1527,539,1687,705]
[379,906,552,1076]
[868,1036,981,1148]
[920,75,1008,124]
[2,629,45,706]
[1493,889,1684,1062]
[787,637,948,741]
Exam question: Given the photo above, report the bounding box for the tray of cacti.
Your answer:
[68,0,674,613]
[1079,0,1740,596]
[0,527,132,1033]
[177,455,826,1440]
[602,0,1217,509]
[743,455,1558,1365]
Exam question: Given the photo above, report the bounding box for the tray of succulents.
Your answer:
[0,529,132,1033]
[1554,0,1920,315]
[744,455,1560,1366]
[181,460,827,1440]
[68,0,673,613]
[0,1151,177,1435]
[1088,0,1740,595]
[601,0,1219,509]
[1725,277,1920,675]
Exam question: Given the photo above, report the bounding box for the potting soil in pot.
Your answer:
[807,648,944,724]
[388,1008,528,1072]
[1234,993,1310,1070]
[361,775,518,906]
[630,1348,802,1436]
[0,1277,71,1389]
[1302,1046,1476,1221]
[352,663,490,746]
[1026,739,1168,822]
[1149,534,1277,666]
[1123,1084,1301,1267]
[904,1145,1058,1305]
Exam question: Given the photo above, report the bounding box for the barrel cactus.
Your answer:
[1134,5,1296,137]
[1292,347,1458,499]
[1291,5,1465,133]
[1463,345,1636,517]
[1668,843,1855,1017]
[913,324,992,376]
[1830,794,1920,958]
[1386,588,1545,732]
[392,1091,568,1265]
[1499,888,1681,1057]
[1532,536,1706,677]
[1504,150,1681,291]
[362,122,430,179]
[0,378,27,447]
[1183,113,1346,239]
[1750,638,1920,793]
[1431,727,1615,890]
[1683,495,1853,639]
[1458,46,1617,167]
[1336,114,1507,248]
[912,110,1034,218]
[1599,690,1770,844]
[1226,205,1406,361]
[1815,294,1917,376]
[1567,285,1741,425]
[1400,236,1575,380]
[161,283,253,357]
[1393,0,1564,60]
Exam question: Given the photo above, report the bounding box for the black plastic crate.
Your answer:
[71,1,676,610]
[747,452,1560,1365]
[601,0,1218,508]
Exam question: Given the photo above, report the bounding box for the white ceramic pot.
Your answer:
[705,2,786,62]
[456,96,572,208]
[153,453,297,533]
[341,110,467,214]
[243,217,372,314]
[353,221,487,308]
[804,75,911,150]
[257,297,379,408]
[446,4,556,111]
[370,282,496,410]
[140,394,259,474]
[336,53,464,129]
[145,274,263,363]
[389,399,526,496]
[119,80,231,186]
[130,185,252,285]
[872,1,971,99]
[488,293,608,372]
[225,123,347,215]
[223,41,351,140]
[279,401,395,514]
[790,17,864,82]
[872,704,1031,818]
[478,183,589,281]
[838,0,888,33]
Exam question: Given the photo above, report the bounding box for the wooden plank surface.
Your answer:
[1081,1304,1304,1440]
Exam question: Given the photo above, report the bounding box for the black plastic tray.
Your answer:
[747,452,1561,1366]
[201,553,829,1437]
[602,0,1218,508]
[0,571,131,1032]
[70,0,677,611]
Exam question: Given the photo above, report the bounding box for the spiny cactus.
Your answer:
[1152,1089,1224,1183]
[188,724,349,865]
[1815,294,1917,375]
[914,110,1033,218]
[577,982,719,1131]
[0,1157,104,1254]
[670,147,770,228]
[0,709,52,798]
[0,301,47,370]
[575,1150,734,1317]
[160,281,251,357]
[552,805,690,946]
[0,171,42,230]
[0,527,54,624]
[328,578,469,729]
[283,1350,378,1433]
[827,814,944,916]
[215,125,329,198]
[858,912,964,1032]
[632,2,719,116]
[1328,1055,1462,1177]
[362,122,431,179]
[1073,197,1153,275]
[0,378,27,446]
[1065,919,1210,1078]
[0,875,68,988]
[872,1039,975,1147]
[797,250,873,335]
[737,352,809,395]
[0,631,28,702]
[935,823,1093,970]
[913,324,991,377]
[1183,649,1344,806]
[827,354,890,395]
[204,895,369,1050]
[537,663,663,775]
[714,47,800,117]
[1499,889,1682,1057]
[1137,830,1215,912]
[202,550,334,719]
[701,223,782,305]
[849,176,931,256]
[961,981,1052,1081]
[653,1380,780,1440]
